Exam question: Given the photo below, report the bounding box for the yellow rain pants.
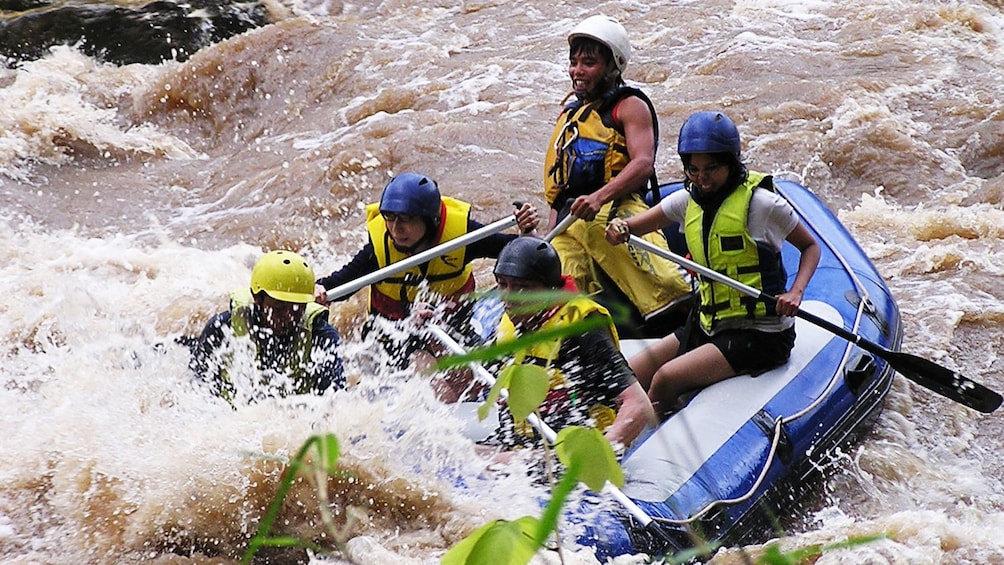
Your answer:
[551,193,693,318]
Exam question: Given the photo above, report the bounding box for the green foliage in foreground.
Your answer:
[436,312,607,371]
[440,307,627,565]
[238,293,883,564]
[759,534,887,564]
[242,434,343,564]
[441,426,622,565]
[480,363,550,422]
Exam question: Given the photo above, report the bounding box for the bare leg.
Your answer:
[628,333,682,391]
[647,343,735,419]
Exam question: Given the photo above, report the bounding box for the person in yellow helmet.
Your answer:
[192,250,344,402]
[542,15,693,338]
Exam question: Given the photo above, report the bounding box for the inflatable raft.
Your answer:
[455,179,997,559]
[570,179,902,558]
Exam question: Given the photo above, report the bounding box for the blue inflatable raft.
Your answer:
[567,179,902,559]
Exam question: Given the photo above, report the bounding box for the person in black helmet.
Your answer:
[487,237,655,454]
[314,172,540,393]
[605,111,820,419]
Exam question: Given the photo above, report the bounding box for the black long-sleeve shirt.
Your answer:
[316,219,518,300]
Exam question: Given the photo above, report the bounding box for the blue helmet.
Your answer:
[494,237,563,288]
[379,173,442,219]
[677,111,741,158]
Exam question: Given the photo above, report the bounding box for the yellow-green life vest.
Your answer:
[228,288,328,393]
[684,172,787,333]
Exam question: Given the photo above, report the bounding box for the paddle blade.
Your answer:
[886,350,1002,413]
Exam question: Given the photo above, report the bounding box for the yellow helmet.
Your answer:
[250,250,315,303]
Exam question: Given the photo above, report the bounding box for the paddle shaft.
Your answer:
[428,325,558,441]
[628,235,1002,413]
[544,213,577,242]
[426,324,666,533]
[324,216,518,302]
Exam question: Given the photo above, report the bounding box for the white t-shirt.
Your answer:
[658,185,799,251]
[657,182,800,333]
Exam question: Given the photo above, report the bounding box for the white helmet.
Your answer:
[567,15,631,73]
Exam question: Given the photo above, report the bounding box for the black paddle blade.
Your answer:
[887,350,1002,413]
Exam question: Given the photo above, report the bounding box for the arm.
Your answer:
[308,317,346,393]
[466,199,542,260]
[604,201,673,245]
[569,96,656,221]
[191,311,232,396]
[776,221,820,316]
[572,325,656,451]
[606,381,657,452]
[314,243,379,304]
[466,219,518,260]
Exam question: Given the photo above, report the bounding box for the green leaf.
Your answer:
[317,433,340,472]
[255,535,311,548]
[441,517,541,565]
[477,367,512,420]
[504,364,550,422]
[554,426,624,491]
[436,316,607,371]
[758,534,886,564]
[534,465,580,546]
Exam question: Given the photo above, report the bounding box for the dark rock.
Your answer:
[0,0,271,65]
[0,0,51,11]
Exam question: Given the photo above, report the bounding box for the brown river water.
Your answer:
[2,0,1004,563]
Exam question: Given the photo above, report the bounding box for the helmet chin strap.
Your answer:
[580,78,619,103]
[688,180,737,210]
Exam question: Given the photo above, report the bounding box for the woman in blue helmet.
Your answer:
[314,172,539,391]
[604,111,820,419]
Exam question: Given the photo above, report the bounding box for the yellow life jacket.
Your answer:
[684,172,787,332]
[497,295,621,437]
[227,288,329,394]
[365,196,475,319]
[543,86,659,210]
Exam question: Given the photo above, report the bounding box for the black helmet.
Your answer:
[494,237,563,288]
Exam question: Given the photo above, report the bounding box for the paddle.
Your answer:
[627,235,1003,413]
[543,212,577,242]
[426,324,681,549]
[323,215,518,303]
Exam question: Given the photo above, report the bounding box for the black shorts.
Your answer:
[676,323,796,376]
